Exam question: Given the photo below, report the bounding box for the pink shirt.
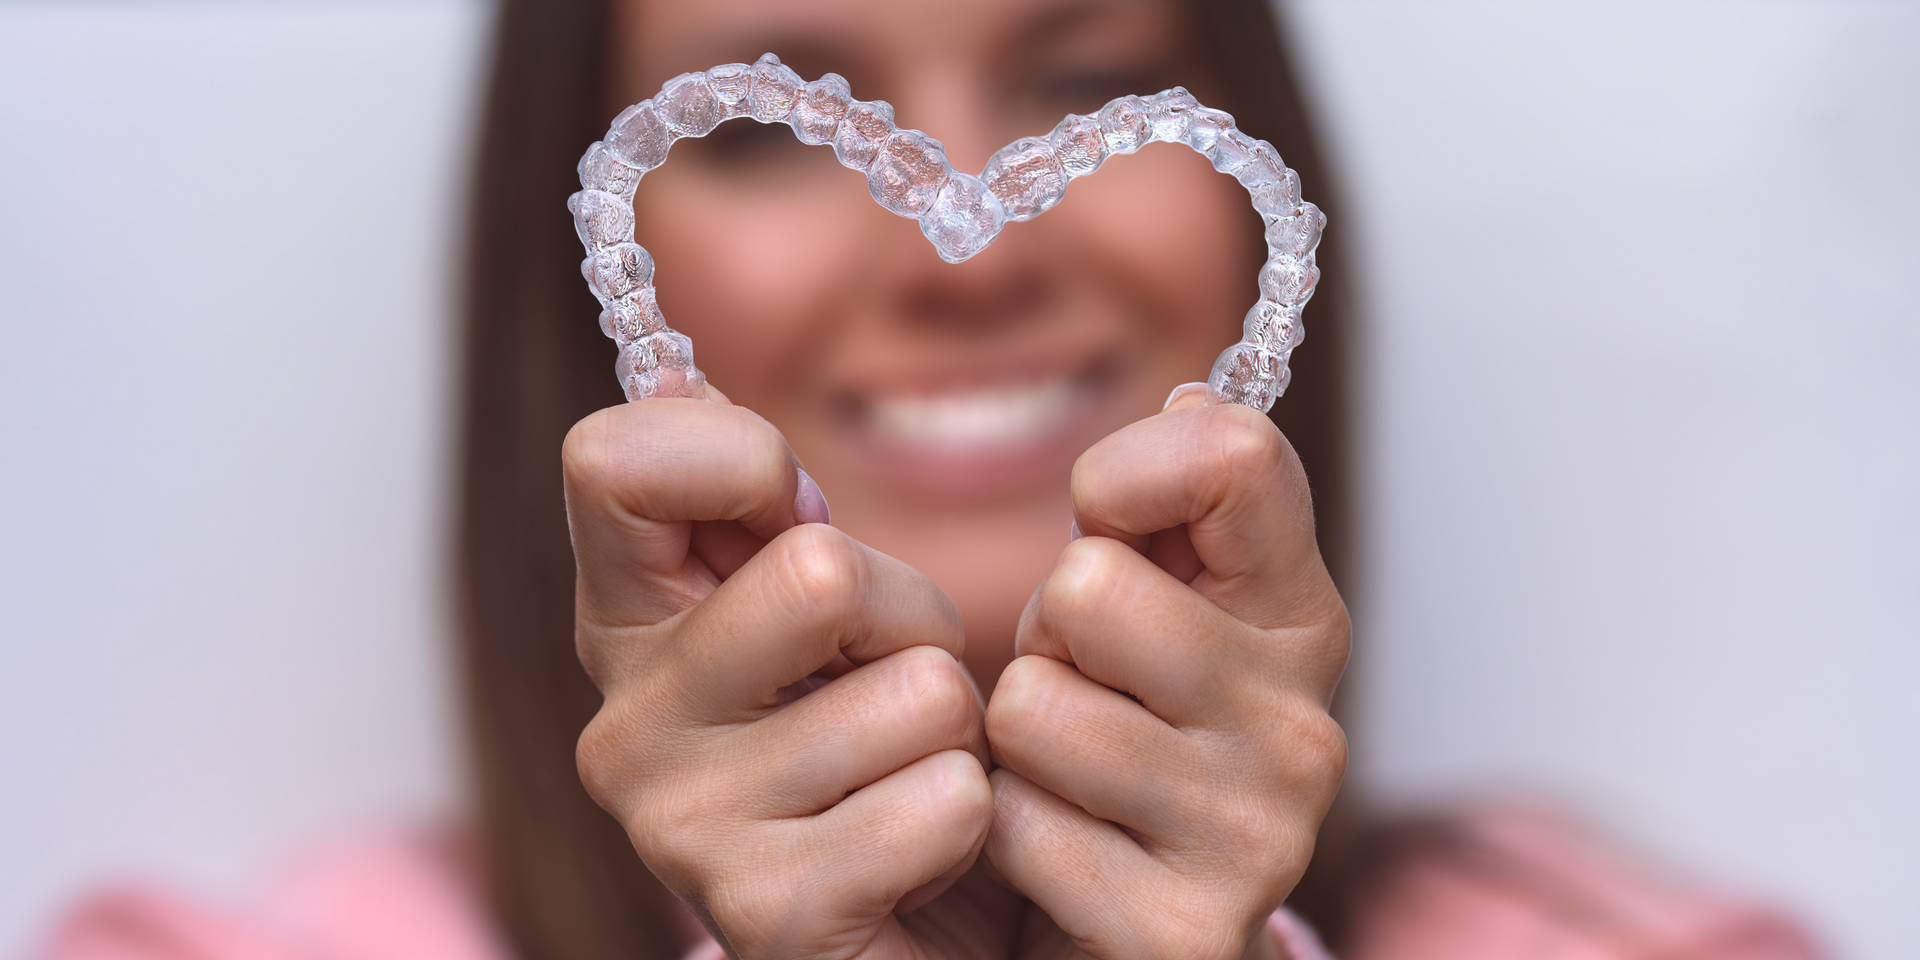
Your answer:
[1342,805,1824,960]
[31,809,1818,960]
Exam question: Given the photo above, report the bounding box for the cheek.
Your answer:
[632,168,876,400]
[1056,146,1256,359]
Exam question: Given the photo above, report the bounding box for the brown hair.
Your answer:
[457,1,1352,958]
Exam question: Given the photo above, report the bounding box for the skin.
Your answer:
[568,0,1351,957]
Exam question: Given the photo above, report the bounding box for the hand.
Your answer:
[564,390,1014,960]
[983,392,1351,960]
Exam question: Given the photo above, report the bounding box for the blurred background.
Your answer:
[1,1,1914,957]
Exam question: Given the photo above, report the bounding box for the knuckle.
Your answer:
[1034,539,1124,630]
[984,656,1054,738]
[1209,794,1292,870]
[574,705,639,815]
[1208,405,1289,483]
[575,689,698,829]
[1189,712,1346,881]
[560,408,619,490]
[767,524,865,619]
[1313,601,1355,674]
[1266,695,1347,782]
[1295,709,1350,787]
[1245,696,1348,806]
[916,749,994,830]
[891,646,977,735]
[945,753,996,820]
[1066,449,1110,512]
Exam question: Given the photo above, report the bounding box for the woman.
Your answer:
[467,0,1349,956]
[35,0,1822,957]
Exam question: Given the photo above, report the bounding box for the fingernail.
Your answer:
[794,468,831,526]
[1069,519,1082,541]
[1163,381,1209,411]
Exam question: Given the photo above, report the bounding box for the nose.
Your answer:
[890,237,1055,336]
[889,56,997,175]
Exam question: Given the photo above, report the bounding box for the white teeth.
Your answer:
[869,378,1077,450]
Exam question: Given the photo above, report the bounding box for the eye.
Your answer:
[1019,62,1180,117]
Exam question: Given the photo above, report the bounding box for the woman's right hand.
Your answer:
[563,391,1005,960]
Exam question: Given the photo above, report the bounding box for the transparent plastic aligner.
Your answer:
[568,52,1325,411]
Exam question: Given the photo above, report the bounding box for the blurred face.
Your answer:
[617,0,1257,686]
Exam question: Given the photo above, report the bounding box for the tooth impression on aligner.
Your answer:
[791,74,853,145]
[921,173,1006,263]
[605,100,671,172]
[1148,87,1200,143]
[983,137,1066,221]
[748,53,803,123]
[578,142,640,200]
[583,242,654,302]
[566,190,634,250]
[1097,95,1152,155]
[706,62,753,119]
[869,129,951,218]
[657,72,724,137]
[1048,114,1109,178]
[567,56,1326,411]
[834,99,896,170]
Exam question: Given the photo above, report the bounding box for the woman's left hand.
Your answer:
[983,393,1351,960]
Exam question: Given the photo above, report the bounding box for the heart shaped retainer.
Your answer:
[568,52,1324,413]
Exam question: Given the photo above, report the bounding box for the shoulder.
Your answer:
[30,827,510,960]
[1342,803,1827,960]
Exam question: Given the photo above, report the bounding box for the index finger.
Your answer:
[1068,401,1337,629]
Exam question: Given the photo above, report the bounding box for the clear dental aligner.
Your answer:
[569,53,1324,412]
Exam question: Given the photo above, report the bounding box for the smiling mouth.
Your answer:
[868,377,1080,452]
[832,356,1125,496]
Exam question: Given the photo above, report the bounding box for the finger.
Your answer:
[714,750,991,958]
[652,524,966,717]
[814,748,992,908]
[988,771,1278,960]
[988,653,1345,858]
[1070,402,1339,629]
[984,770,1178,959]
[1017,535,1268,726]
[725,645,987,818]
[564,399,813,628]
[986,655,1190,834]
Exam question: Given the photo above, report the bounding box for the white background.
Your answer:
[2,2,1915,958]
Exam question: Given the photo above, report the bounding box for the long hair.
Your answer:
[457,1,1353,958]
